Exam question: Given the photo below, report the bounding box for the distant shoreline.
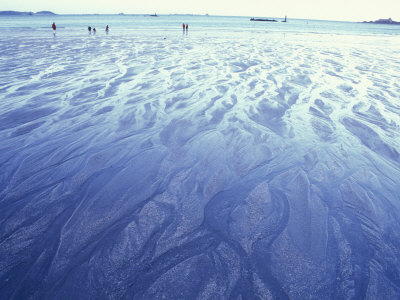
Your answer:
[362,18,400,25]
[0,11,56,16]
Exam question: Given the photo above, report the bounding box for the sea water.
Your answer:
[1,14,400,35]
[1,14,400,300]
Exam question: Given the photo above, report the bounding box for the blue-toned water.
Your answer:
[1,14,400,36]
[1,13,400,300]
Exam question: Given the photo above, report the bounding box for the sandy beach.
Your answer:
[1,22,400,299]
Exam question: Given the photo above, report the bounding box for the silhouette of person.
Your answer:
[105,25,109,33]
[51,22,56,36]
[185,24,188,30]
[93,28,96,34]
[88,26,92,34]
[182,23,185,30]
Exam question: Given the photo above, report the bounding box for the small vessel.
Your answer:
[150,13,158,17]
[250,18,277,22]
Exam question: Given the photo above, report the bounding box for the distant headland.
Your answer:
[0,11,56,16]
[363,18,400,25]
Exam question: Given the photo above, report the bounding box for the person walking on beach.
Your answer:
[88,26,92,34]
[182,23,185,30]
[185,24,188,30]
[51,22,56,36]
[105,25,109,33]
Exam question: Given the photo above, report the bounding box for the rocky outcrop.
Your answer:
[363,18,400,24]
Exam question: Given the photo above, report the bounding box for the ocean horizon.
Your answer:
[1,14,400,36]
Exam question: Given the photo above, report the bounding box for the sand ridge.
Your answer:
[1,29,400,299]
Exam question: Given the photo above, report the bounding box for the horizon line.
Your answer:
[0,11,383,23]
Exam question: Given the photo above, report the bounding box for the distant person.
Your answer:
[51,22,56,36]
[93,28,96,34]
[88,26,92,34]
[105,25,109,33]
[185,24,188,30]
[182,23,185,30]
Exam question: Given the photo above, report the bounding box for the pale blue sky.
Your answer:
[3,0,400,21]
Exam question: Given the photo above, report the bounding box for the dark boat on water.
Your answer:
[250,18,277,22]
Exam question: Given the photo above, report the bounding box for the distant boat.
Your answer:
[250,18,277,22]
[150,13,158,17]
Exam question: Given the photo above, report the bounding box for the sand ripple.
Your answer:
[1,31,400,299]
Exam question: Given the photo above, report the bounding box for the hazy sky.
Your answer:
[3,0,400,21]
